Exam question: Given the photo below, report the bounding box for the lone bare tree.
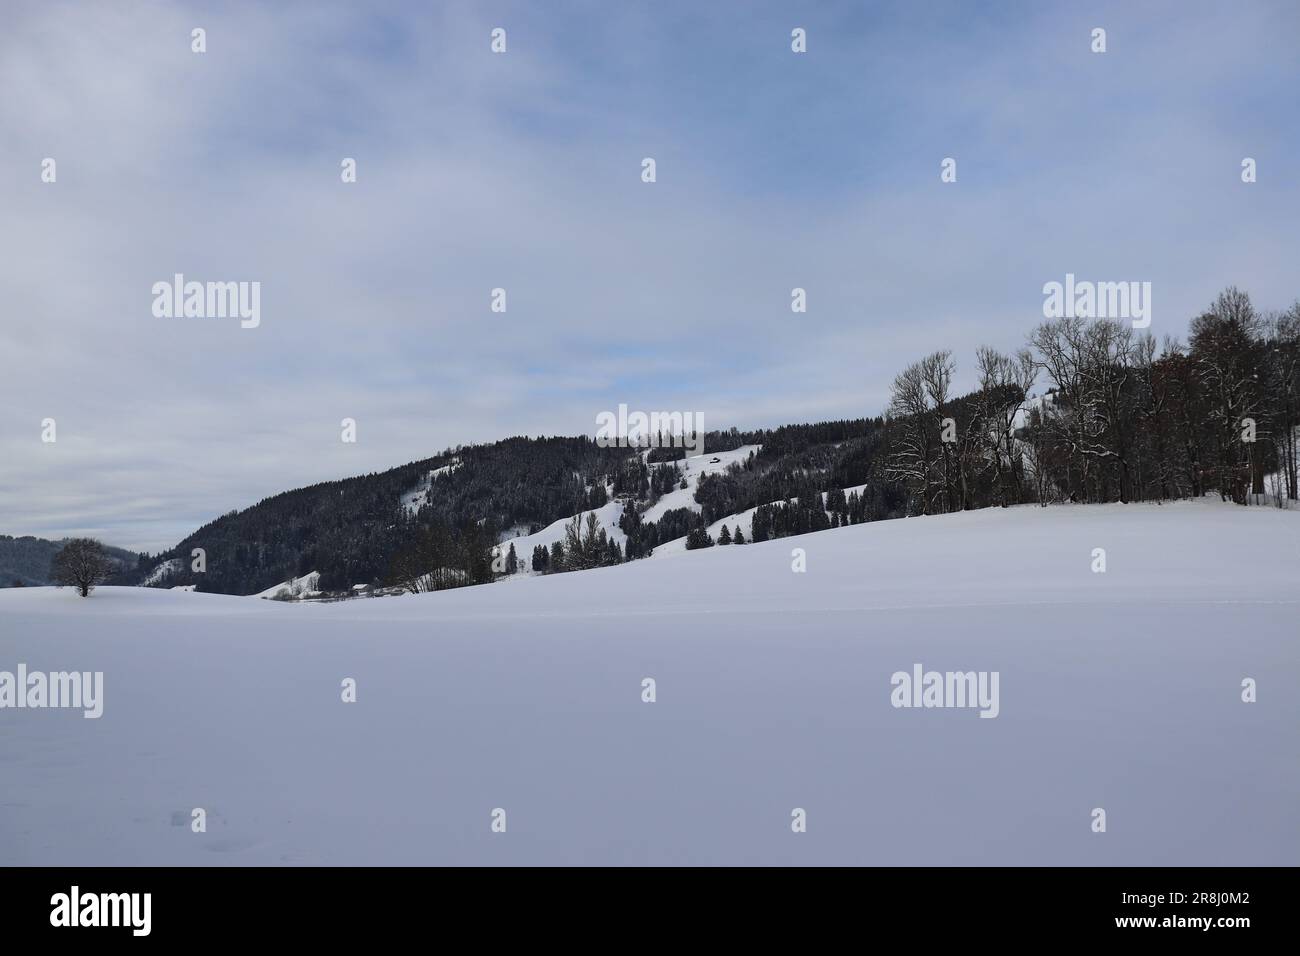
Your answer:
[50,538,113,597]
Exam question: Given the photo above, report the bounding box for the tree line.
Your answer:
[127,288,1297,600]
[882,286,1299,514]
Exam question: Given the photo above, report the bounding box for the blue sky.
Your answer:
[1,0,1298,550]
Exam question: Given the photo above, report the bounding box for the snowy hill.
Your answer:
[123,434,638,595]
[652,482,870,557]
[251,571,322,600]
[639,444,759,524]
[489,444,761,574]
[140,558,182,586]
[1,499,1296,865]
[492,501,627,576]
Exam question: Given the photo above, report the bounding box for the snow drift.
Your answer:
[1,499,1296,865]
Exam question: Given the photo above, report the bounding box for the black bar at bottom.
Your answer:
[0,866,1280,941]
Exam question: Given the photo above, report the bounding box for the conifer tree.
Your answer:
[685,527,714,550]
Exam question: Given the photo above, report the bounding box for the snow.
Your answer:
[140,558,181,586]
[638,444,760,524]
[251,571,320,600]
[491,501,626,577]
[1261,425,1299,509]
[400,459,461,517]
[2,498,1297,865]
[486,444,762,572]
[652,482,871,557]
[497,524,533,543]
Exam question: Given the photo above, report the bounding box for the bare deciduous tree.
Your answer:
[884,359,935,514]
[921,350,957,512]
[975,346,1036,507]
[50,538,113,597]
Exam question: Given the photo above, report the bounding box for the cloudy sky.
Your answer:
[1,0,1297,552]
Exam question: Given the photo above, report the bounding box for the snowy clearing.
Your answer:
[652,483,872,557]
[491,501,627,577]
[250,571,321,600]
[139,558,181,587]
[399,459,461,517]
[637,444,759,524]
[1,499,1297,865]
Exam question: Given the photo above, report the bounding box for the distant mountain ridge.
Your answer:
[0,534,139,587]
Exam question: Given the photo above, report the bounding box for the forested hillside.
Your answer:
[134,420,905,595]
[138,439,634,595]
[126,286,1298,598]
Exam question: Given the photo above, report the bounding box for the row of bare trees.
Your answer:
[387,522,496,594]
[884,287,1300,513]
[884,347,1036,513]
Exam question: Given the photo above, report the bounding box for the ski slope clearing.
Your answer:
[1,499,1296,865]
[488,444,761,574]
[400,459,461,517]
[638,444,760,524]
[652,483,871,557]
[139,558,181,587]
[251,571,321,600]
[492,501,627,577]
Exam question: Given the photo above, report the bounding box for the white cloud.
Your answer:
[1,1,1296,550]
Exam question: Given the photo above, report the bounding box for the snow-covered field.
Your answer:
[2,499,1297,865]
